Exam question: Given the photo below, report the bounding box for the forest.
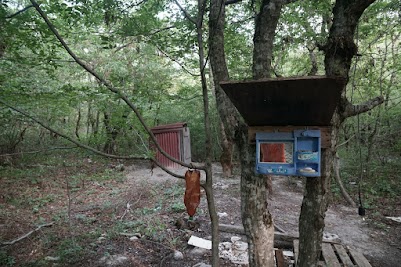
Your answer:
[0,0,400,266]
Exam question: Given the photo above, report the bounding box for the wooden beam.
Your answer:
[275,249,285,267]
[293,240,299,266]
[322,243,341,267]
[349,249,372,267]
[219,224,297,248]
[333,244,354,267]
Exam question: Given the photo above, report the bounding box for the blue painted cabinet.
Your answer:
[255,130,321,177]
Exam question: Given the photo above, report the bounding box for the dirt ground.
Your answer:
[125,162,401,267]
[1,159,400,266]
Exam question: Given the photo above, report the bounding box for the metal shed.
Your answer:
[151,122,191,168]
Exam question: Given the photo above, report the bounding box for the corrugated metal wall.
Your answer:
[154,131,181,168]
[151,123,191,168]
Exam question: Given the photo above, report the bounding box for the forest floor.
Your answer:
[0,156,400,266]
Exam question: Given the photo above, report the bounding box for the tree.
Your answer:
[1,0,398,266]
[209,0,293,265]
[1,0,223,265]
[297,1,384,266]
[209,0,389,266]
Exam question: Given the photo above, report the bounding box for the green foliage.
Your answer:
[170,202,186,212]
[0,250,15,267]
[29,194,55,213]
[164,183,186,212]
[56,238,85,264]
[0,0,400,181]
[71,168,126,185]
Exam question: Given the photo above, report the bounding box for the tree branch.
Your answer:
[0,146,78,157]
[149,25,176,36]
[224,0,242,5]
[155,45,200,77]
[307,45,318,76]
[342,95,385,119]
[28,0,204,170]
[1,222,54,247]
[151,159,185,179]
[336,135,356,149]
[6,5,34,19]
[0,99,186,179]
[127,0,147,9]
[173,0,197,25]
[334,153,356,207]
[0,99,143,160]
[282,0,298,4]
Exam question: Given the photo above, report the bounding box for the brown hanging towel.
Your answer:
[184,169,201,217]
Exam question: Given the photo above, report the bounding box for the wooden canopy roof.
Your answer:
[220,76,345,127]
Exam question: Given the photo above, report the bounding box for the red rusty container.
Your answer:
[151,122,191,168]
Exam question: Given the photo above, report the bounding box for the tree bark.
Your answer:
[236,1,285,266]
[209,0,239,177]
[237,125,275,267]
[219,121,233,177]
[103,111,118,154]
[86,101,91,136]
[75,105,81,139]
[298,1,376,266]
[297,139,336,267]
[252,0,284,79]
[193,0,220,264]
[334,153,356,207]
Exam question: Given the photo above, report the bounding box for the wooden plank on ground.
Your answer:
[219,224,297,248]
[275,249,285,267]
[322,243,341,267]
[348,249,372,267]
[293,240,299,266]
[333,244,354,267]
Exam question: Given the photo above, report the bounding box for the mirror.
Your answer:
[259,142,293,163]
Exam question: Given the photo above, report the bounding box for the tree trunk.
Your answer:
[209,0,239,179]
[298,132,336,266]
[207,51,234,178]
[195,1,220,265]
[297,1,376,266]
[334,153,356,207]
[75,105,81,139]
[209,0,282,261]
[219,121,233,178]
[236,2,284,266]
[209,0,237,128]
[103,112,118,154]
[237,125,275,266]
[94,110,100,136]
[252,0,284,79]
[86,101,92,136]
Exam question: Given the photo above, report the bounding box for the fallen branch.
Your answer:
[119,202,132,221]
[1,222,54,247]
[0,146,78,157]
